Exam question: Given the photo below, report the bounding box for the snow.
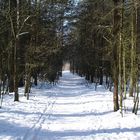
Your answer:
[0,71,140,140]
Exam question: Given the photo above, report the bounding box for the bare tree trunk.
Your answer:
[14,0,20,101]
[0,55,3,108]
[132,0,139,114]
[24,68,31,100]
[9,42,14,93]
[112,0,121,111]
[119,0,125,116]
[129,0,137,97]
[123,43,127,99]
[14,39,19,101]
[132,79,139,114]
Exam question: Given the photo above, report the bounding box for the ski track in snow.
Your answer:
[23,95,56,140]
[0,71,140,140]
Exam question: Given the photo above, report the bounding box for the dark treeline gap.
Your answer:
[0,0,140,114]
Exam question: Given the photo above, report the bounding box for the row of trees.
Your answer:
[0,0,139,115]
[67,0,140,114]
[0,0,73,104]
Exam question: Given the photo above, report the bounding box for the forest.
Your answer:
[1,0,140,140]
[0,0,140,114]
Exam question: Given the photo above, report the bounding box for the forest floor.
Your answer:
[0,71,140,140]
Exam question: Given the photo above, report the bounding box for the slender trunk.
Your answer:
[8,1,15,93]
[24,70,31,100]
[119,0,124,116]
[0,55,2,108]
[99,68,103,85]
[122,0,126,98]
[132,0,139,114]
[14,0,20,101]
[14,39,19,101]
[132,81,139,114]
[114,78,119,111]
[129,0,137,97]
[33,73,38,86]
[123,44,126,99]
[9,42,14,93]
[112,0,121,111]
[0,82,3,108]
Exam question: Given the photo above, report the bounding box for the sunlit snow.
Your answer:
[0,71,140,140]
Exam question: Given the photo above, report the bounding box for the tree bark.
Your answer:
[112,0,121,111]
[129,0,137,97]
[14,0,20,101]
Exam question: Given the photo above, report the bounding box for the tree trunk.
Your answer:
[14,0,20,101]
[119,0,125,116]
[24,71,31,100]
[99,67,103,85]
[33,72,38,86]
[9,43,14,93]
[112,0,121,111]
[129,0,137,97]
[14,39,19,101]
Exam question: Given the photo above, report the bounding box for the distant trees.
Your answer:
[68,0,113,87]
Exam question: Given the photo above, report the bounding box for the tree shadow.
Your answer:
[0,120,30,139]
[49,127,140,136]
[0,113,140,140]
[38,127,140,139]
[47,110,113,118]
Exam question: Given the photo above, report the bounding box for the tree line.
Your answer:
[0,0,73,104]
[0,0,140,115]
[67,0,140,115]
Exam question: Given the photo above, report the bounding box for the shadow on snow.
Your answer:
[0,120,140,139]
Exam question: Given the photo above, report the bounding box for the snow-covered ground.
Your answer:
[0,71,140,140]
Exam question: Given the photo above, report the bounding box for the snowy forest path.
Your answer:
[1,71,140,140]
[22,70,91,140]
[29,71,107,140]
